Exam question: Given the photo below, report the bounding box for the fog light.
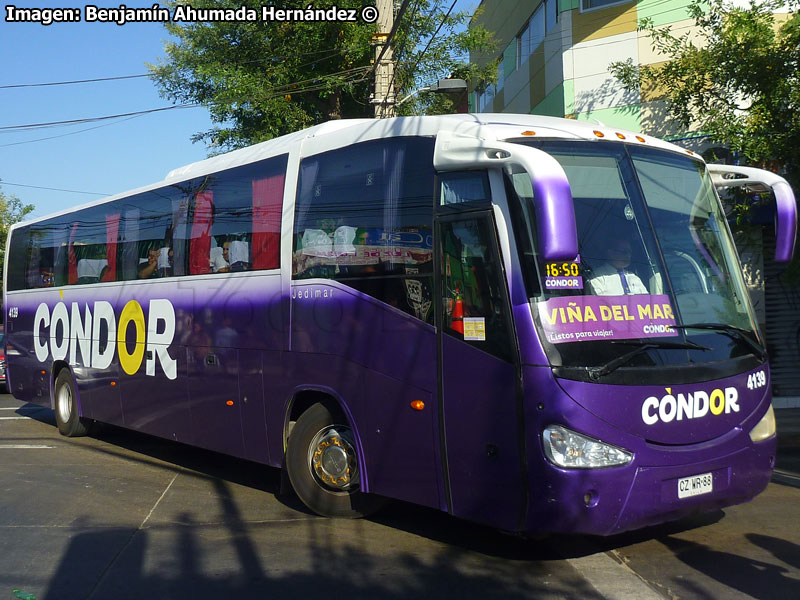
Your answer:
[543,425,633,469]
[749,405,776,442]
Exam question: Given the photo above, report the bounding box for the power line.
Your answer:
[389,0,459,108]
[0,181,109,196]
[372,0,414,73]
[1,64,375,135]
[408,0,459,76]
[0,47,352,90]
[0,74,150,89]
[0,115,142,148]
[0,104,198,133]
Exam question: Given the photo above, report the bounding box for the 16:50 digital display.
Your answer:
[545,262,580,277]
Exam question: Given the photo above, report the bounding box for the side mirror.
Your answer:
[707,164,797,262]
[434,131,578,261]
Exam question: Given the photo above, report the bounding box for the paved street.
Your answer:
[0,394,798,600]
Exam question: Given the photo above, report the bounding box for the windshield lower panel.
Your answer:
[512,141,763,382]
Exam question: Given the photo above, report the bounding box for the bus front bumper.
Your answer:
[529,436,776,536]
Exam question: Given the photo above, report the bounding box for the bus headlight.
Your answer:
[749,405,776,443]
[542,425,633,469]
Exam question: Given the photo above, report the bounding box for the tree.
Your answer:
[149,0,495,152]
[610,0,800,187]
[0,184,35,290]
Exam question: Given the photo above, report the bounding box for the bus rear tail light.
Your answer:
[749,405,776,443]
[542,425,632,469]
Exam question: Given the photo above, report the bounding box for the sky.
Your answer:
[1,1,478,222]
[1,1,220,220]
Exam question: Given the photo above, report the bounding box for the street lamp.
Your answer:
[396,78,468,107]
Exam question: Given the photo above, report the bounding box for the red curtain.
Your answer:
[190,191,214,275]
[252,173,284,270]
[68,222,78,285]
[102,213,120,282]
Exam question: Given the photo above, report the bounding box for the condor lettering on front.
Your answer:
[33,299,177,380]
[641,386,740,425]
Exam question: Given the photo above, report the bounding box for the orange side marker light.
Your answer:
[410,400,425,411]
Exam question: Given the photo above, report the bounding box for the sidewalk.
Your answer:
[775,407,800,480]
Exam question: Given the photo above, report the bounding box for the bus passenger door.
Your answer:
[435,211,525,531]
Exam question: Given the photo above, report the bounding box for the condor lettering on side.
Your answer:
[33,300,177,380]
[641,386,739,425]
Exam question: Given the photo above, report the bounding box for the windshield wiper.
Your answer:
[588,340,710,381]
[668,323,768,361]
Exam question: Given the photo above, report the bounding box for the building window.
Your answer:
[546,0,557,32]
[503,41,517,78]
[496,61,504,92]
[479,83,495,112]
[518,6,545,65]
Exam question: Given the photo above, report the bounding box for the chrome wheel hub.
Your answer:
[309,427,358,491]
[57,383,72,423]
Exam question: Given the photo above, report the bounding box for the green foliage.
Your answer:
[0,184,35,289]
[610,0,800,187]
[149,0,495,152]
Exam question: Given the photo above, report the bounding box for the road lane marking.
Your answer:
[0,417,33,420]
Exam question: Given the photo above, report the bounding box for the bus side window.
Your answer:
[188,154,286,276]
[121,192,178,281]
[293,137,435,323]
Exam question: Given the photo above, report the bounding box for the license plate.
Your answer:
[678,472,713,499]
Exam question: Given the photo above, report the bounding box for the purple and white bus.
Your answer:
[4,114,796,535]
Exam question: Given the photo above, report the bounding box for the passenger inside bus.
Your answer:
[588,238,649,296]
[76,258,109,285]
[138,247,173,279]
[211,241,231,273]
[209,235,251,273]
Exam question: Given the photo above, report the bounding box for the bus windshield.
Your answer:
[512,141,762,379]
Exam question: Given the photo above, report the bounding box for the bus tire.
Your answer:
[54,369,90,437]
[286,402,383,518]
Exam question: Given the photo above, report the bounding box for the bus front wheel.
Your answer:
[54,370,90,437]
[286,402,383,518]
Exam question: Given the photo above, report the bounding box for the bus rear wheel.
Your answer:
[286,402,383,518]
[54,370,90,437]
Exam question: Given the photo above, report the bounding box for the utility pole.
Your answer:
[371,0,395,118]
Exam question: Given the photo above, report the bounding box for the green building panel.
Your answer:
[575,104,642,132]
[532,81,575,117]
[637,0,694,27]
[504,41,517,78]
[558,0,579,12]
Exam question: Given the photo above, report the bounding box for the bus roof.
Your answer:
[165,113,699,183]
[12,113,700,230]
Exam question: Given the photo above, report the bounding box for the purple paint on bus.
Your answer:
[557,365,770,444]
[521,365,774,535]
[533,174,578,261]
[774,180,797,262]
